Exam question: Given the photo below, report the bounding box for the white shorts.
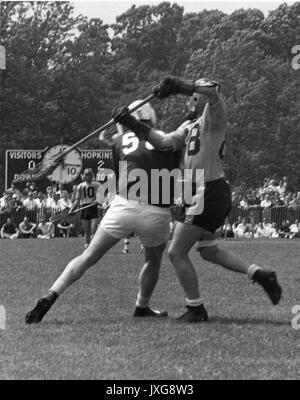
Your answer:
[100,195,171,247]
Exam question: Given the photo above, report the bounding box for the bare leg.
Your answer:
[199,245,249,274]
[82,219,91,246]
[50,227,119,296]
[168,222,202,301]
[90,218,99,237]
[137,242,166,303]
[134,242,168,317]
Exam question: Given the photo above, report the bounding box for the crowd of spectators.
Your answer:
[0,182,78,239]
[231,176,300,210]
[221,217,300,239]
[0,175,299,240]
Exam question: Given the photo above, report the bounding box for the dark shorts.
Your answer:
[81,204,99,220]
[183,178,232,233]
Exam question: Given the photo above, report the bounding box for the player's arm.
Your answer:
[113,110,187,151]
[154,76,227,129]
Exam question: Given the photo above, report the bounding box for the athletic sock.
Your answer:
[124,239,129,251]
[136,292,151,308]
[44,290,58,304]
[186,297,204,307]
[247,264,261,281]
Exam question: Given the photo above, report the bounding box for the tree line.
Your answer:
[1,1,299,191]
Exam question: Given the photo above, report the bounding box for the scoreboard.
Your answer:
[5,148,113,190]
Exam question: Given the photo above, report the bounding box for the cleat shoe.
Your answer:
[252,269,282,305]
[25,291,58,324]
[177,304,208,323]
[133,306,168,318]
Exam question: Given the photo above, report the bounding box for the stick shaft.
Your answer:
[57,93,155,160]
[73,202,97,213]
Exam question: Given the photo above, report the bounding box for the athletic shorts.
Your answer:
[81,204,99,220]
[178,179,231,247]
[100,195,171,248]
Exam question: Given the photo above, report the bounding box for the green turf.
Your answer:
[0,237,299,379]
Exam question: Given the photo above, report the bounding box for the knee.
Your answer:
[199,245,219,262]
[168,246,183,263]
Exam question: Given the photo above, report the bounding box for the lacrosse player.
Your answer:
[70,168,101,249]
[25,101,180,324]
[113,76,282,322]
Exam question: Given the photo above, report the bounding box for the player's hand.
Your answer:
[153,76,179,99]
[112,106,132,125]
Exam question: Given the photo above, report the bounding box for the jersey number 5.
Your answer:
[187,124,200,156]
[122,132,154,155]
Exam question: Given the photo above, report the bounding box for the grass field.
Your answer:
[0,237,299,380]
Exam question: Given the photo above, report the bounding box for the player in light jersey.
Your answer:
[25,101,180,324]
[71,169,101,248]
[114,76,282,322]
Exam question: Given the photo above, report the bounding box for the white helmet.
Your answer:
[128,100,157,127]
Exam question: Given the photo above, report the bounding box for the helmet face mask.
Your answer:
[185,93,206,120]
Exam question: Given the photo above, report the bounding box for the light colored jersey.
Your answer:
[173,95,227,183]
[76,181,101,205]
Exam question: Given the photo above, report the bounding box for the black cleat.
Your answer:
[133,306,168,318]
[25,291,58,324]
[252,269,282,305]
[177,304,208,323]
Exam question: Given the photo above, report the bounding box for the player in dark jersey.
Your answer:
[113,76,282,323]
[25,101,180,324]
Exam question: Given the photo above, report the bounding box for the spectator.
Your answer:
[45,186,55,209]
[278,220,292,239]
[222,223,234,238]
[267,179,277,193]
[288,193,299,209]
[37,218,55,239]
[57,190,72,211]
[276,180,286,196]
[268,222,279,239]
[283,176,294,193]
[57,215,74,238]
[272,192,285,207]
[19,216,36,239]
[0,192,13,213]
[70,185,77,203]
[289,219,300,238]
[239,197,249,209]
[56,183,64,197]
[261,194,272,208]
[51,193,61,211]
[23,191,38,211]
[1,217,19,239]
[254,222,267,238]
[32,190,42,209]
[234,218,252,238]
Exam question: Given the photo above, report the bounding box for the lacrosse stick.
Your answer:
[14,93,155,183]
[69,202,98,215]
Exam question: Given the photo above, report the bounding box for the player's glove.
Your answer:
[153,76,221,99]
[112,106,151,140]
[153,76,180,99]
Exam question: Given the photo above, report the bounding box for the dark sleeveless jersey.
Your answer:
[112,130,181,207]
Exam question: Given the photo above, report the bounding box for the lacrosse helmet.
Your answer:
[128,100,157,127]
